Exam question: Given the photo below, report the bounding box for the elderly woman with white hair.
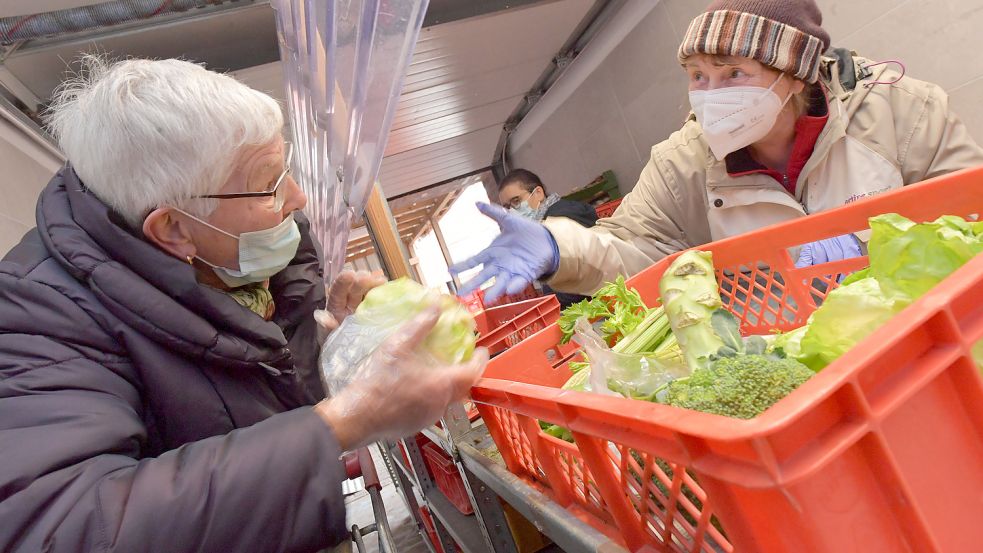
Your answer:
[0,56,486,552]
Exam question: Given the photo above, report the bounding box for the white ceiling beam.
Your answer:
[0,64,41,112]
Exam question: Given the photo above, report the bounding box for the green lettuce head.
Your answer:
[868,213,983,300]
[356,278,476,364]
[795,213,983,371]
[797,277,907,371]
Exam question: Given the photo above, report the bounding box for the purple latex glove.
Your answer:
[795,234,863,268]
[449,203,559,304]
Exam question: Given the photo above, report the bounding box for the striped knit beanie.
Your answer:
[678,0,831,84]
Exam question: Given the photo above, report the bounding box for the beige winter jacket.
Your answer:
[545,53,983,296]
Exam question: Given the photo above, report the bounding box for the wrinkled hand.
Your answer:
[449,202,559,305]
[795,234,863,268]
[314,270,387,341]
[314,305,488,451]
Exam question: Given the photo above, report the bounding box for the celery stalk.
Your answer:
[613,306,672,354]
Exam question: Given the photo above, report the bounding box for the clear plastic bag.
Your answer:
[318,278,476,396]
[572,318,689,401]
[319,303,439,397]
[319,314,393,397]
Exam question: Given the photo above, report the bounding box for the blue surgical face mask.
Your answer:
[510,200,538,219]
[179,210,301,288]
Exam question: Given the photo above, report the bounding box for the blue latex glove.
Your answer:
[450,203,559,305]
[795,234,863,268]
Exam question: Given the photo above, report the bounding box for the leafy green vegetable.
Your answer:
[601,301,646,344]
[612,306,672,355]
[659,251,726,371]
[594,276,647,314]
[839,267,869,286]
[355,277,476,364]
[557,299,607,344]
[542,424,573,442]
[771,325,807,360]
[868,214,983,300]
[558,275,648,344]
[797,277,906,371]
[795,214,983,371]
[424,294,478,364]
[710,309,743,353]
[561,366,591,392]
[539,370,593,441]
[568,361,590,373]
[661,355,814,419]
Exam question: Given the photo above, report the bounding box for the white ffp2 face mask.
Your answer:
[180,210,302,288]
[689,74,791,160]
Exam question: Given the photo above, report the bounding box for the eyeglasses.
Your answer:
[193,142,294,211]
[506,192,532,209]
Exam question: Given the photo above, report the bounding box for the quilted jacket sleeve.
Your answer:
[0,274,348,553]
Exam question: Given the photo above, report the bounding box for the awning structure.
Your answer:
[345,179,468,263]
[0,0,611,269]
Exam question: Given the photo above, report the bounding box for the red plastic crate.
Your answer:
[595,198,623,218]
[486,284,541,308]
[459,285,542,313]
[472,166,983,553]
[419,506,446,553]
[422,442,474,515]
[458,290,485,314]
[475,295,561,357]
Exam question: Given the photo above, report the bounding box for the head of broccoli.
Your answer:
[663,354,815,419]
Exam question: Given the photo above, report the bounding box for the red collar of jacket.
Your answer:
[724,85,830,194]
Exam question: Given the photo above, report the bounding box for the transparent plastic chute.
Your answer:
[271,0,428,281]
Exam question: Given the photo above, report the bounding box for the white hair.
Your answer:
[45,55,284,227]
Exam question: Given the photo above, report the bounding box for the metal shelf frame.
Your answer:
[381,400,628,553]
[456,432,628,553]
[384,402,519,553]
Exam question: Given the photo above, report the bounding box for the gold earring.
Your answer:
[186,255,194,266]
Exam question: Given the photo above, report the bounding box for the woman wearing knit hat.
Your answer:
[452,0,983,302]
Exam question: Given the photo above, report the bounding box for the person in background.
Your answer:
[0,56,486,553]
[498,168,599,228]
[497,168,597,306]
[452,0,983,303]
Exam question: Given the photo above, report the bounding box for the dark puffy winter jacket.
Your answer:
[544,198,598,229]
[0,168,348,552]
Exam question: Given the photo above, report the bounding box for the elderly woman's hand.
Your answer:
[314,270,387,340]
[313,305,487,451]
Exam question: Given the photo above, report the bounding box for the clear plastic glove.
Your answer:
[315,270,387,344]
[314,306,488,451]
[795,234,863,268]
[449,202,559,304]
